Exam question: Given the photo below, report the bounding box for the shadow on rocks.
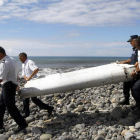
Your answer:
[44,106,140,138]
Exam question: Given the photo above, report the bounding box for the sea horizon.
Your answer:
[12,56,130,57]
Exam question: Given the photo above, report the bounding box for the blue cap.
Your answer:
[127,35,138,42]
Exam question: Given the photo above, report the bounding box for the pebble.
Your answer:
[0,134,9,140]
[40,134,52,140]
[135,122,140,129]
[124,130,134,140]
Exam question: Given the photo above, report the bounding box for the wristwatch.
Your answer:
[135,71,138,74]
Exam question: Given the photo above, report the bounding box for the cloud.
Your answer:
[10,30,19,32]
[11,0,38,4]
[0,0,7,6]
[0,38,130,56]
[0,0,140,26]
[68,32,81,37]
[59,31,82,37]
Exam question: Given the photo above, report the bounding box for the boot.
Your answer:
[130,103,140,111]
[0,126,5,134]
[118,98,129,105]
[14,123,28,134]
[47,106,54,117]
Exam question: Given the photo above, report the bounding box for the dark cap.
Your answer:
[127,35,138,42]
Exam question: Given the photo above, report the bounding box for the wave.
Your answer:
[37,66,86,77]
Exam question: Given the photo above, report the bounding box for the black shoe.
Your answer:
[0,127,4,133]
[22,113,29,118]
[48,106,54,117]
[0,126,4,129]
[118,99,129,105]
[14,124,28,134]
[130,104,140,111]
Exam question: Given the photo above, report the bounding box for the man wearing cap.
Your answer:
[130,36,140,110]
[118,35,138,105]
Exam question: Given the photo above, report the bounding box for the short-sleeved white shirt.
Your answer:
[138,50,140,68]
[0,55,19,85]
[22,59,38,78]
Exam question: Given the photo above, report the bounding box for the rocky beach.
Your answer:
[0,80,140,140]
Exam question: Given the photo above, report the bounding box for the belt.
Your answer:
[2,81,17,87]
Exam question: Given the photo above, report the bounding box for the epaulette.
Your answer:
[1,60,5,63]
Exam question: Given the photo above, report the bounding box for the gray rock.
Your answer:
[94,90,100,94]
[26,116,35,123]
[11,134,18,139]
[40,134,52,140]
[108,126,117,132]
[134,131,140,137]
[124,130,134,140]
[74,105,85,112]
[58,136,76,140]
[67,103,76,110]
[117,135,122,140]
[105,134,112,139]
[26,138,32,140]
[97,130,106,136]
[0,134,8,140]
[5,131,14,137]
[32,127,42,134]
[75,101,83,106]
[75,123,85,130]
[44,94,54,99]
[135,122,140,129]
[110,107,123,119]
[94,136,105,140]
[118,117,135,126]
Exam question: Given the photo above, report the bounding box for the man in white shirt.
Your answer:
[0,47,28,134]
[19,52,54,118]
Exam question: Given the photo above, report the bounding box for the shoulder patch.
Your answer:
[1,60,5,63]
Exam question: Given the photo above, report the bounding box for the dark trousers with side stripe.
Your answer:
[131,79,140,104]
[0,81,27,127]
[123,81,132,99]
[23,97,50,115]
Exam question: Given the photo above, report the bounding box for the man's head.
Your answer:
[19,52,27,63]
[127,35,138,48]
[0,47,6,60]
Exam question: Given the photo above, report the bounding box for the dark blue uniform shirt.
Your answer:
[130,48,138,65]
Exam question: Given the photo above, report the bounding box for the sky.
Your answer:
[0,0,140,57]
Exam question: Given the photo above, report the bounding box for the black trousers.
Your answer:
[23,97,50,115]
[131,79,140,104]
[123,81,132,99]
[0,81,27,127]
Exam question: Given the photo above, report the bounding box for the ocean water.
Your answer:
[13,56,129,76]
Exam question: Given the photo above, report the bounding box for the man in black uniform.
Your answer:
[0,47,28,134]
[130,36,140,110]
[119,35,138,105]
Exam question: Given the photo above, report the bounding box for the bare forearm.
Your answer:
[23,75,28,81]
[119,59,131,64]
[28,68,39,81]
[131,63,140,78]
